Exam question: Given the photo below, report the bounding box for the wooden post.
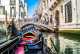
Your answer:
[54,10,60,54]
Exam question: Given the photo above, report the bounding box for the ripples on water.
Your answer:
[44,33,80,54]
[59,36,80,54]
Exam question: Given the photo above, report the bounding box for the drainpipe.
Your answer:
[76,0,78,28]
[5,10,8,39]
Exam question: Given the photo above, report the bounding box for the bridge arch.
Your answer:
[20,23,54,33]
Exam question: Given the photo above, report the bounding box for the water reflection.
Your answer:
[43,32,80,54]
[59,36,80,54]
[64,46,73,54]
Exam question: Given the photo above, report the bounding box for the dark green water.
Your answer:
[43,32,80,54]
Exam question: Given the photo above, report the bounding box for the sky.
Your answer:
[25,0,40,17]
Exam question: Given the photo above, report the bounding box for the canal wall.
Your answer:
[59,30,80,41]
[59,30,80,34]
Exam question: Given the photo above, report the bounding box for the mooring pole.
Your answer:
[54,10,60,54]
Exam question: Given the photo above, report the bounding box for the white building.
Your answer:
[0,0,28,29]
[37,0,54,27]
[0,0,27,21]
[24,3,28,18]
[37,0,80,30]
[59,0,80,30]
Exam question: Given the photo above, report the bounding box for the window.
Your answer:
[50,15,53,24]
[0,6,5,15]
[10,7,16,17]
[10,0,16,5]
[21,12,24,18]
[0,0,1,4]
[65,1,72,23]
[61,5,63,14]
[19,1,23,7]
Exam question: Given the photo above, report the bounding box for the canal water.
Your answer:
[43,32,80,54]
[59,36,80,54]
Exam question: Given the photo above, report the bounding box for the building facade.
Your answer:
[0,0,28,43]
[0,0,28,30]
[60,0,80,30]
[52,0,80,30]
[37,0,80,30]
[37,0,54,27]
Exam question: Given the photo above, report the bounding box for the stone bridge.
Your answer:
[19,22,55,33]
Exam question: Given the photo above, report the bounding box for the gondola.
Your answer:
[15,24,43,54]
